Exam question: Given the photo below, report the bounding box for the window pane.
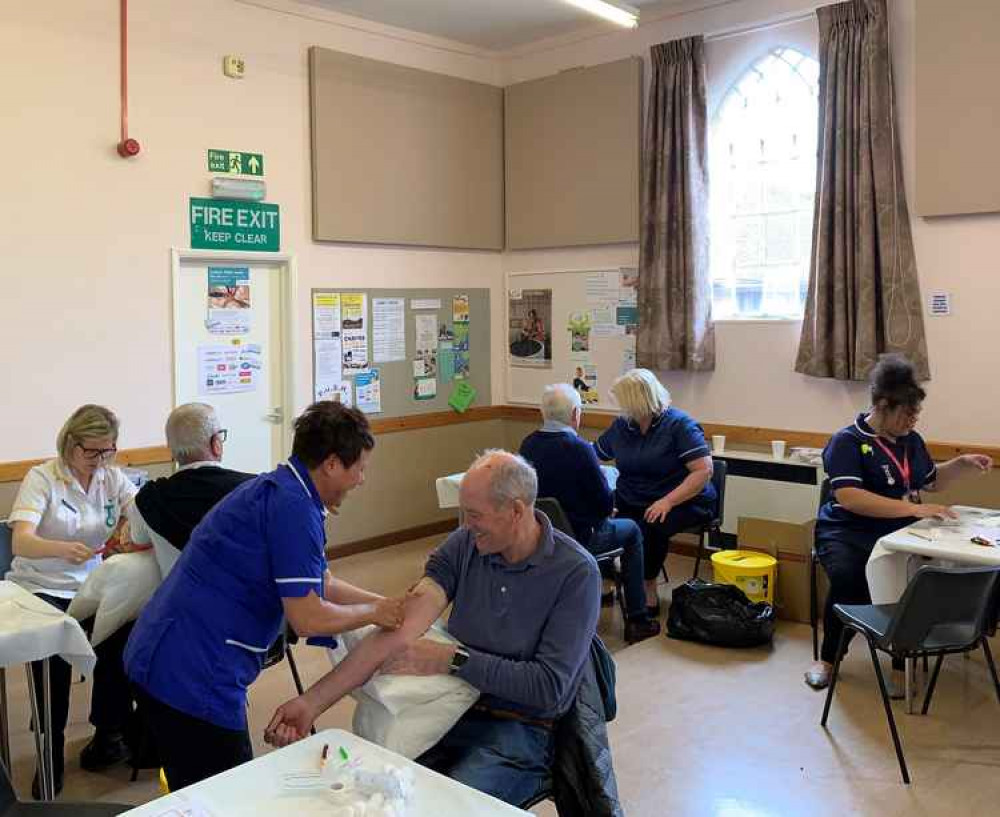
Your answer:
[710,47,819,319]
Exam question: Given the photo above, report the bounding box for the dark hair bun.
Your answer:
[871,354,925,408]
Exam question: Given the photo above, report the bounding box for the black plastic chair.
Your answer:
[820,565,1000,784]
[536,498,627,622]
[1,759,130,815]
[810,478,832,661]
[689,459,728,579]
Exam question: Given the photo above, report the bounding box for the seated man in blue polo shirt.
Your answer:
[265,450,601,808]
[124,402,404,790]
[520,383,659,643]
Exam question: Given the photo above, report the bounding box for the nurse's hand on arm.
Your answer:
[834,487,957,520]
[265,577,449,747]
[645,456,713,523]
[11,521,92,564]
[282,586,404,638]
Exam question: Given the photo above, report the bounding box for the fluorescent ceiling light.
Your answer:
[564,0,639,28]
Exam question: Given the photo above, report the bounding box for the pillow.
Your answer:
[328,622,479,759]
[67,551,161,646]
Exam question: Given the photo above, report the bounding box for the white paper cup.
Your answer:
[712,435,726,453]
[771,440,787,459]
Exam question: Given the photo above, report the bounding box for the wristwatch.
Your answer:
[449,646,470,675]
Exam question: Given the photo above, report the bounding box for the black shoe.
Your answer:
[624,616,662,644]
[31,768,64,800]
[80,730,129,772]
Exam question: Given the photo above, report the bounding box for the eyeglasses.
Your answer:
[214,428,229,443]
[76,443,117,461]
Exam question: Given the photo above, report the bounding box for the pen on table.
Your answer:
[320,743,329,770]
[909,529,933,541]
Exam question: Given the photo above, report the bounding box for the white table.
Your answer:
[866,506,1000,711]
[0,580,96,799]
[867,506,1000,605]
[436,466,619,510]
[118,728,528,816]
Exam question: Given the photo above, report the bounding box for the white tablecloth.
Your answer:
[118,728,527,816]
[435,465,619,509]
[866,506,1000,604]
[0,580,96,674]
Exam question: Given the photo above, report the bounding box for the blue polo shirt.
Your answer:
[594,407,715,510]
[426,511,600,720]
[124,455,330,731]
[519,422,614,544]
[816,413,937,551]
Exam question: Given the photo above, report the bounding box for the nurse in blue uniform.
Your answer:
[805,356,992,690]
[125,402,404,789]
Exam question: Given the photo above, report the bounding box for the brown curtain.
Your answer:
[796,0,929,381]
[637,36,714,372]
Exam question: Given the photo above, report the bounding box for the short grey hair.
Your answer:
[165,403,220,465]
[469,449,537,508]
[541,383,581,425]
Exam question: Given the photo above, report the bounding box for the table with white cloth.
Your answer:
[0,579,96,799]
[436,465,619,510]
[866,506,1000,711]
[117,728,528,817]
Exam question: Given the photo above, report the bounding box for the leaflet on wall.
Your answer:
[206,267,251,334]
[585,270,619,304]
[414,377,437,401]
[314,338,345,401]
[410,298,442,310]
[453,294,470,324]
[414,313,438,377]
[373,297,406,363]
[439,343,455,381]
[509,288,551,369]
[316,379,352,406]
[619,267,638,305]
[354,369,381,414]
[567,311,592,354]
[571,363,599,405]
[313,292,342,339]
[197,342,260,395]
[341,293,369,372]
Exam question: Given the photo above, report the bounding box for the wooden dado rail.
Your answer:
[2,404,997,484]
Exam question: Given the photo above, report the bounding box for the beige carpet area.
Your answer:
[5,537,1000,815]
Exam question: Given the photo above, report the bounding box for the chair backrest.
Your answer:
[885,566,1000,653]
[536,497,575,539]
[709,459,728,525]
[0,519,13,578]
[818,477,832,510]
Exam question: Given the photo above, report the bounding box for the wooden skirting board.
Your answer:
[2,404,997,484]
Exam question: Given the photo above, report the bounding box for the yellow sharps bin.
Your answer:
[711,550,776,604]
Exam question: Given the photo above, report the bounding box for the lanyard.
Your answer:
[873,438,911,492]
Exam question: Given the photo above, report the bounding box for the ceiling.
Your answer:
[298,0,667,52]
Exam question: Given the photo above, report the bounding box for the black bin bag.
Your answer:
[666,578,776,647]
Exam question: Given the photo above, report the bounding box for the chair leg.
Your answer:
[821,627,849,726]
[810,554,819,662]
[867,640,910,784]
[921,654,945,715]
[981,638,1000,705]
[691,530,705,579]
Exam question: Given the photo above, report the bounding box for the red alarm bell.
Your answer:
[117,138,141,158]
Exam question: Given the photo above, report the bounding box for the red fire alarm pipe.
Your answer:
[117,0,140,157]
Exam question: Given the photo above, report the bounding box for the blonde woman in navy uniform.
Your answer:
[6,405,138,797]
[805,356,992,690]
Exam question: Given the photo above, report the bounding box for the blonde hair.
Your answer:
[610,369,671,421]
[57,405,120,463]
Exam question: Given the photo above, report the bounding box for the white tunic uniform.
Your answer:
[6,459,138,598]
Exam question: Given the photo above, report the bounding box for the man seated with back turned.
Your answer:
[264,450,601,808]
[126,403,253,577]
[520,384,659,644]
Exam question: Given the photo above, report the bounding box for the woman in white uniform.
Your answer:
[7,404,138,798]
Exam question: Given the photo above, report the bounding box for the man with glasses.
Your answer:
[126,403,253,577]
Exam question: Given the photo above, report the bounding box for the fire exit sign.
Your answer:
[208,149,264,176]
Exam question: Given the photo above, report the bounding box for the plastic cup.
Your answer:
[771,440,787,459]
[712,435,726,453]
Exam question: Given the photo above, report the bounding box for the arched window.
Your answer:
[709,47,819,319]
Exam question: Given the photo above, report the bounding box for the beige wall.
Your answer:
[0,0,505,463]
[498,0,1000,448]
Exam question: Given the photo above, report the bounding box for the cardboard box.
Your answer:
[736,517,828,624]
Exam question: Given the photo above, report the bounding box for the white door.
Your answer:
[172,252,292,474]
